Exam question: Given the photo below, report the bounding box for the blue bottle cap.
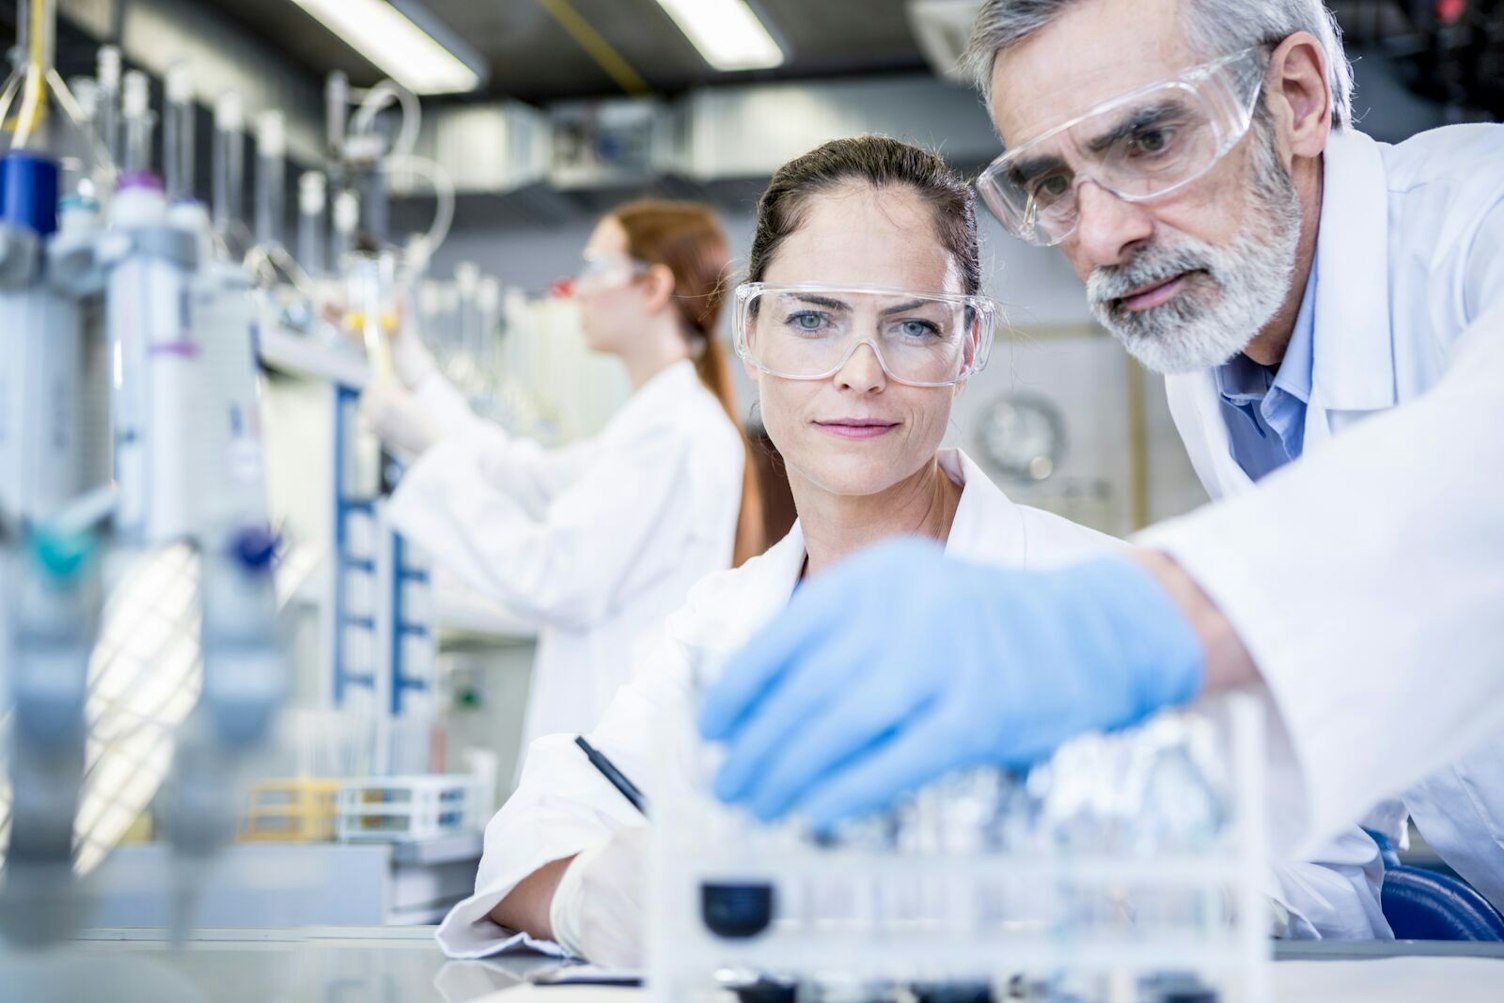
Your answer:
[26,524,95,582]
[0,152,61,237]
[231,526,279,570]
[59,194,100,214]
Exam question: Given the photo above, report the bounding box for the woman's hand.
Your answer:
[358,381,441,460]
[547,826,650,968]
[389,297,441,391]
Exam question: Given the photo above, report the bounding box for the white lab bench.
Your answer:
[88,835,484,927]
[3,928,1502,1003]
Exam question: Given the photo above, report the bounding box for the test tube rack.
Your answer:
[649,695,1272,1003]
[334,774,486,843]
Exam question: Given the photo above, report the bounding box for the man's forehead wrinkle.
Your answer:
[1002,67,1196,150]
[989,0,1199,149]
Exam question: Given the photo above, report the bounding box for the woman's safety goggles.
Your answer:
[573,252,650,294]
[976,46,1269,247]
[733,283,996,388]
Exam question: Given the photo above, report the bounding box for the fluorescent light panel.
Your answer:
[288,0,481,95]
[656,0,784,71]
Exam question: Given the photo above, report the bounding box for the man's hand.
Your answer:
[698,539,1207,829]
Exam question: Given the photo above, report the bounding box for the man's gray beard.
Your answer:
[1086,131,1303,375]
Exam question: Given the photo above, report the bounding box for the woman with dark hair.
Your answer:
[435,137,1382,963]
[364,199,762,750]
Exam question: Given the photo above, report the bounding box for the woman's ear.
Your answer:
[641,262,677,313]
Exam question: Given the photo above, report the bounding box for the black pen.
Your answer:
[574,735,648,817]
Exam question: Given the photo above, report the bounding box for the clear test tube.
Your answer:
[297,172,327,276]
[437,281,462,378]
[418,279,443,360]
[163,63,194,202]
[68,75,100,141]
[503,287,529,380]
[96,45,121,169]
[121,70,155,176]
[254,110,285,249]
[332,189,358,270]
[477,276,502,386]
[325,71,348,162]
[66,75,102,200]
[454,261,481,376]
[212,91,244,238]
[349,249,399,381]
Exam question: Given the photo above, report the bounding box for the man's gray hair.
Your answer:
[963,0,1353,130]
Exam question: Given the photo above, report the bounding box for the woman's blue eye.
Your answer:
[895,319,941,340]
[787,311,827,332]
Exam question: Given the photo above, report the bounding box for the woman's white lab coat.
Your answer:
[435,448,1388,958]
[388,359,745,746]
[1141,124,1504,896]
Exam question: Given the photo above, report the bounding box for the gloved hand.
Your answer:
[358,380,442,461]
[548,825,649,968]
[698,538,1205,830]
[391,305,440,391]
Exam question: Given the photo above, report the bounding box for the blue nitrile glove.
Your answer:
[697,538,1205,829]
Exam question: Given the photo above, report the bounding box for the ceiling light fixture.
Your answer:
[286,0,488,95]
[654,0,785,72]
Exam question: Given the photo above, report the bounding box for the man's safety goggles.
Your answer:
[976,47,1269,247]
[733,283,996,388]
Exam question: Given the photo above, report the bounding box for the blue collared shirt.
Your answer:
[1214,263,1318,481]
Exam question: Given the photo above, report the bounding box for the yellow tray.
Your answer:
[240,778,340,843]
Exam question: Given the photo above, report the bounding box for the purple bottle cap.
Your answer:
[118,171,164,193]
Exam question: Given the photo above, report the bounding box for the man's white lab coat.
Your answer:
[1142,124,1504,883]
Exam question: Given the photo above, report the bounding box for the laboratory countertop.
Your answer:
[2,927,1503,1003]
